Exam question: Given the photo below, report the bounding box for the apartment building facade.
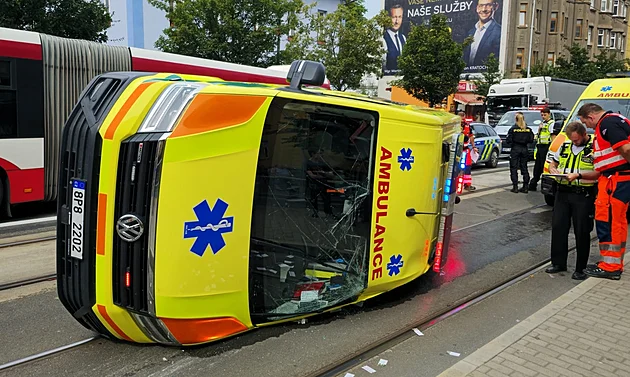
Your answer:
[504,0,629,77]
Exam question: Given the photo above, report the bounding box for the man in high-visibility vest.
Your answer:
[545,121,599,280]
[578,103,630,280]
[529,107,554,191]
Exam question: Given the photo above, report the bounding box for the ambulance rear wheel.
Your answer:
[485,149,498,168]
[544,194,555,207]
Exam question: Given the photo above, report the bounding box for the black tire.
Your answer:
[544,194,555,207]
[485,149,499,168]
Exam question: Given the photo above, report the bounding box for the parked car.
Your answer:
[470,122,502,168]
[494,109,569,159]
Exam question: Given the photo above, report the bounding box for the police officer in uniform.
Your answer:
[507,112,534,193]
[529,107,554,191]
[545,122,599,280]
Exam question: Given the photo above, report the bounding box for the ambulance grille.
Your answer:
[112,134,162,314]
[56,75,128,338]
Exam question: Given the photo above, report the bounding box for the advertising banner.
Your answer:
[382,0,504,76]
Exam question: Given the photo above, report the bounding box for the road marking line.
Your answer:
[0,216,56,229]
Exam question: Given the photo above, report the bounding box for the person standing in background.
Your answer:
[459,112,478,191]
[507,112,534,193]
[529,107,554,191]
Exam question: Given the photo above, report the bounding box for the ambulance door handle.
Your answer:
[406,208,437,217]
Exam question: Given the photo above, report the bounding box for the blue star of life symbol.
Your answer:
[184,199,234,257]
[398,148,414,171]
[602,86,613,92]
[387,254,404,276]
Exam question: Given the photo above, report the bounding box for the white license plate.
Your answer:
[503,148,511,152]
[70,179,86,260]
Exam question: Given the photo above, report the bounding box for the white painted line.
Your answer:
[0,216,56,229]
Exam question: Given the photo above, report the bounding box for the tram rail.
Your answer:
[0,192,552,374]
[310,234,598,377]
[0,236,56,250]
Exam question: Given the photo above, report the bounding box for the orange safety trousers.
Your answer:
[594,173,630,272]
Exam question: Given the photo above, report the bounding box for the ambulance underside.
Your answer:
[56,72,458,345]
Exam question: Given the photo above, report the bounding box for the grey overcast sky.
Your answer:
[365,1,381,18]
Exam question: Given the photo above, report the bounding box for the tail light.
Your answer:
[434,132,463,273]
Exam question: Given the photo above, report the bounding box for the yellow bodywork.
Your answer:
[90,73,461,344]
[543,77,630,174]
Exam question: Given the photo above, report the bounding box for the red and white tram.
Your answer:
[0,27,329,216]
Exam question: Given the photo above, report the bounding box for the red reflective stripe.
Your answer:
[593,113,630,171]
[612,140,630,150]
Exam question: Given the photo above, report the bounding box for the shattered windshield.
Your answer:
[249,98,376,321]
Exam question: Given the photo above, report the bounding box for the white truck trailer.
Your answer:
[484,77,588,125]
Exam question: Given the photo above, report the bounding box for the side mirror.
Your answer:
[287,60,326,90]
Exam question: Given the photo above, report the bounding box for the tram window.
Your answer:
[0,91,17,137]
[249,98,376,320]
[0,61,10,87]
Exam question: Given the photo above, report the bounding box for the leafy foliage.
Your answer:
[391,14,471,107]
[149,0,310,67]
[520,43,629,83]
[473,53,504,99]
[283,1,390,91]
[0,0,112,42]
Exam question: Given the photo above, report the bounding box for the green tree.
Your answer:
[149,0,309,67]
[0,0,112,42]
[391,14,471,107]
[473,53,504,99]
[283,1,390,91]
[520,43,629,83]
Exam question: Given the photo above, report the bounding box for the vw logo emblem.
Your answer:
[116,214,144,243]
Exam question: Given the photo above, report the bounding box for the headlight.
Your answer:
[137,82,208,133]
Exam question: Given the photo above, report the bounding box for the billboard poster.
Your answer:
[382,0,504,76]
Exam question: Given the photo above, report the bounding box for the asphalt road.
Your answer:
[0,163,559,377]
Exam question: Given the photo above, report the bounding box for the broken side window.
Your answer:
[249,97,377,322]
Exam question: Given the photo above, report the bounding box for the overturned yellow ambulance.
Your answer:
[56,61,463,346]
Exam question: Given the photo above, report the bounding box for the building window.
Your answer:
[602,0,609,12]
[588,26,594,45]
[591,0,596,8]
[565,16,569,34]
[611,32,617,48]
[550,12,558,32]
[516,48,524,69]
[613,0,619,15]
[519,4,527,26]
[536,9,542,31]
[533,51,539,64]
[547,52,556,66]
[624,4,628,17]
[575,19,583,39]
[598,28,605,46]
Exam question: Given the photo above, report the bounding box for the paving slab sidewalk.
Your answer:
[439,258,630,377]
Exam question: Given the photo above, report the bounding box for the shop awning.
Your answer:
[454,93,484,106]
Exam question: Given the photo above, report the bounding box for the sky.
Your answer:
[365,1,381,18]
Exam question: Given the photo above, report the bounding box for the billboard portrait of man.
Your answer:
[383,3,406,74]
[463,0,502,69]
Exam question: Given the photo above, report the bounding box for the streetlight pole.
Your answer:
[526,0,536,78]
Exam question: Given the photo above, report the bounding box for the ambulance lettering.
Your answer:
[597,92,630,98]
[372,146,392,281]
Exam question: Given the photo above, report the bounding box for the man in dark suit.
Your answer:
[463,0,502,67]
[383,4,406,73]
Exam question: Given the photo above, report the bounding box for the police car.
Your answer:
[494,109,569,158]
[470,122,502,168]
